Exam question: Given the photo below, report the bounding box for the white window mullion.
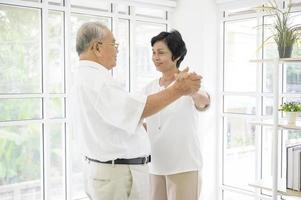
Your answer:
[112,3,118,37]
[217,10,225,200]
[41,0,50,199]
[129,5,135,92]
[0,119,67,127]
[70,7,114,17]
[222,91,258,96]
[64,0,72,199]
[0,94,66,99]
[0,0,43,8]
[254,13,263,199]
[134,15,168,24]
[111,3,117,78]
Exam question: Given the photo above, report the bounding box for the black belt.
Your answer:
[85,156,151,165]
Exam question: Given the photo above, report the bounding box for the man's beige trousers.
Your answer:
[84,161,150,200]
[150,171,201,200]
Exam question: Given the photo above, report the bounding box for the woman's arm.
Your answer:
[191,90,210,111]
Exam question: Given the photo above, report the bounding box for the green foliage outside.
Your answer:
[0,5,64,188]
[0,125,41,185]
[0,6,41,94]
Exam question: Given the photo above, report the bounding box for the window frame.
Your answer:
[0,0,173,199]
[219,2,301,200]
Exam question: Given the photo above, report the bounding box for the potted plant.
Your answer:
[258,0,301,58]
[279,101,301,125]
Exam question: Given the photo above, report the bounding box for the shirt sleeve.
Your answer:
[95,81,147,134]
[194,88,211,112]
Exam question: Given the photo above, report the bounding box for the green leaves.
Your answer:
[279,101,301,112]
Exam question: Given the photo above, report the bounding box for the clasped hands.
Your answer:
[174,67,202,96]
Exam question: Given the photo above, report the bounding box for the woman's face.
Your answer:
[152,41,178,73]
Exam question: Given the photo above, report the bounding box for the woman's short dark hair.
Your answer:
[151,30,187,68]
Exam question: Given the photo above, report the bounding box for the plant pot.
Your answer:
[278,46,293,58]
[286,112,298,126]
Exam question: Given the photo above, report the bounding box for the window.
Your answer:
[0,5,42,94]
[0,125,42,200]
[223,19,258,193]
[131,21,166,92]
[0,0,171,200]
[0,5,43,200]
[113,19,130,91]
[221,3,301,199]
[223,117,256,190]
[224,19,257,93]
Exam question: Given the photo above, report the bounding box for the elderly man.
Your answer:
[71,22,201,200]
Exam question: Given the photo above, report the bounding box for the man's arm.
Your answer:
[141,84,182,118]
[141,71,201,119]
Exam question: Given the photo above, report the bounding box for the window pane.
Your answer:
[262,15,274,93]
[0,98,42,121]
[284,129,301,145]
[46,123,65,200]
[132,22,165,92]
[284,64,301,93]
[113,19,129,91]
[223,117,256,190]
[0,5,42,94]
[262,63,273,93]
[261,127,272,186]
[48,11,65,94]
[135,7,166,19]
[287,12,301,57]
[118,4,129,14]
[263,16,278,59]
[0,125,42,200]
[262,97,273,116]
[47,98,65,119]
[224,19,257,92]
[224,95,256,114]
[223,190,254,200]
[71,133,86,200]
[261,127,283,196]
[70,14,110,71]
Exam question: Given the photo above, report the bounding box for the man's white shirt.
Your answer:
[71,60,150,161]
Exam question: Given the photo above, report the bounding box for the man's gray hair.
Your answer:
[76,22,109,55]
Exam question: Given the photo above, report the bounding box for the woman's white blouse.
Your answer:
[144,79,202,175]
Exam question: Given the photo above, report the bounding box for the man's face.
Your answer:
[97,30,118,69]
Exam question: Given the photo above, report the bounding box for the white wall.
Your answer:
[170,0,218,199]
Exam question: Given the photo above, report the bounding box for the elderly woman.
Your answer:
[144,30,210,200]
